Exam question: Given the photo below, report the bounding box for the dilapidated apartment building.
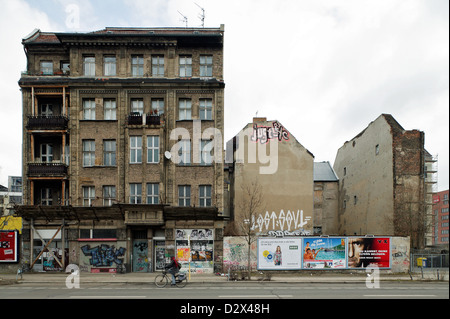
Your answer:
[17,26,225,273]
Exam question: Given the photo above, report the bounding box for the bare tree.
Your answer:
[231,178,265,280]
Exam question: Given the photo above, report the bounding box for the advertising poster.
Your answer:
[303,237,346,269]
[0,230,18,262]
[347,237,391,268]
[175,229,214,273]
[257,238,302,270]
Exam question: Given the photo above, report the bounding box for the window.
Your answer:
[103,140,116,166]
[104,55,116,76]
[61,61,70,74]
[375,144,380,155]
[199,185,212,207]
[41,188,52,206]
[83,140,95,167]
[147,183,159,204]
[132,55,144,77]
[200,140,213,165]
[83,99,96,120]
[199,99,213,120]
[104,99,116,120]
[103,186,116,206]
[40,61,53,75]
[179,99,192,120]
[39,104,53,117]
[130,183,142,204]
[130,136,142,163]
[178,140,191,165]
[80,229,117,239]
[147,136,160,163]
[82,186,95,207]
[178,185,191,207]
[179,55,192,77]
[83,56,95,76]
[152,55,164,77]
[131,99,144,115]
[442,208,449,213]
[200,55,213,77]
[151,99,164,115]
[40,144,53,163]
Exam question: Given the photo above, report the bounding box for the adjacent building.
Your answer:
[17,26,225,273]
[333,114,437,249]
[226,117,314,237]
[433,190,449,245]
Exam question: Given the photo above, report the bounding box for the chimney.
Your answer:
[253,117,267,123]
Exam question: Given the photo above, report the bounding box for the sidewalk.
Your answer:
[1,270,447,285]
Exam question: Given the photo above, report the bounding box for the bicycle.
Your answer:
[154,270,187,288]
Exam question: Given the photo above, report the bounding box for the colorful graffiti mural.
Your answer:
[80,244,126,270]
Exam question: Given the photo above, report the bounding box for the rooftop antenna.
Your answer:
[178,11,188,28]
[195,3,205,28]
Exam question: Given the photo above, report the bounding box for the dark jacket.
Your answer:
[165,258,180,274]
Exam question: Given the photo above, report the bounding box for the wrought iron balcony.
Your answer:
[28,162,68,177]
[127,113,161,126]
[27,116,69,130]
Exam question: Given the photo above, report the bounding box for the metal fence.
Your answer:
[410,253,449,271]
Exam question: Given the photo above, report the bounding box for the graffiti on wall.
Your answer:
[251,209,311,234]
[133,241,150,272]
[223,237,257,272]
[251,121,290,144]
[81,244,126,267]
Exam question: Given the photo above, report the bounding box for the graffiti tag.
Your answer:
[251,121,290,144]
[81,244,126,267]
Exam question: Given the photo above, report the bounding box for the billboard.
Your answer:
[347,237,391,268]
[257,238,302,270]
[0,230,18,262]
[303,237,346,269]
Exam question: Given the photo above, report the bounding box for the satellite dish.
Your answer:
[164,151,172,160]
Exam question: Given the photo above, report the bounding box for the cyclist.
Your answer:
[165,256,181,286]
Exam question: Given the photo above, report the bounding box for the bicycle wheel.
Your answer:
[175,277,187,288]
[154,274,169,288]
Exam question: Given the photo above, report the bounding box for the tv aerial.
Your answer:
[195,3,205,28]
[178,11,188,28]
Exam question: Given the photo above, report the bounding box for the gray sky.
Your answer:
[0,0,448,191]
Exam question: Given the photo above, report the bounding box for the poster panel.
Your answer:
[0,230,18,262]
[257,237,302,270]
[302,237,346,269]
[347,237,391,268]
[175,229,214,273]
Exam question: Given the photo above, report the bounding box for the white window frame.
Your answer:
[103,140,116,166]
[200,140,213,165]
[200,55,213,77]
[146,183,159,204]
[39,104,53,117]
[131,99,144,115]
[179,55,192,77]
[147,136,160,164]
[178,140,191,166]
[40,143,53,163]
[199,99,213,120]
[41,188,53,206]
[151,99,164,115]
[152,55,165,77]
[83,56,95,76]
[132,55,144,77]
[104,55,116,76]
[199,185,212,207]
[83,99,96,120]
[40,61,53,75]
[82,186,95,207]
[178,185,191,207]
[130,136,142,164]
[83,140,95,167]
[103,186,116,206]
[104,99,117,120]
[130,183,142,204]
[179,99,192,120]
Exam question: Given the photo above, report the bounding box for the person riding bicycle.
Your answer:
[165,256,181,286]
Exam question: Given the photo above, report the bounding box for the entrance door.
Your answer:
[132,240,149,272]
[154,240,166,271]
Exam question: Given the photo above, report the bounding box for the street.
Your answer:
[0,281,448,299]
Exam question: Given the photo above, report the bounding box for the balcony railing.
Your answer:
[27,116,69,130]
[28,162,68,176]
[127,113,161,126]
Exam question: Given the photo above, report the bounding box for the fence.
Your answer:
[410,253,449,271]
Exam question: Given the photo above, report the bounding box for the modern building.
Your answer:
[0,176,23,216]
[433,190,449,246]
[225,117,314,237]
[333,114,437,249]
[16,26,225,273]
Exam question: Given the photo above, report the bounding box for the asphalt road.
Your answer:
[0,281,448,299]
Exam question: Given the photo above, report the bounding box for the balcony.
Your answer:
[127,113,161,126]
[27,116,69,130]
[28,162,68,177]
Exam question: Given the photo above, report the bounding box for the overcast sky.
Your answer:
[0,0,448,191]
